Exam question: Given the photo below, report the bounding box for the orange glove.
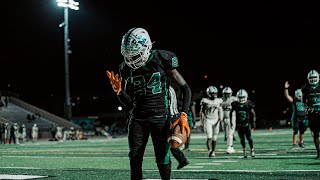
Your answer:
[106,70,122,95]
[252,121,256,133]
[170,112,190,137]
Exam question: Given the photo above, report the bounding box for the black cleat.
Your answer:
[177,160,189,169]
[243,149,247,158]
[299,143,305,148]
[208,151,215,158]
[292,144,298,148]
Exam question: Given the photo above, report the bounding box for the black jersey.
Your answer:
[301,83,320,111]
[119,49,179,118]
[231,100,255,126]
[291,98,306,119]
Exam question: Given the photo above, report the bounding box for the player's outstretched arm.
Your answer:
[284,81,293,103]
[106,70,132,107]
[251,109,256,129]
[170,69,192,137]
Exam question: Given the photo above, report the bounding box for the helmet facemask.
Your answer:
[222,87,232,99]
[223,93,231,99]
[238,97,247,103]
[121,28,152,70]
[307,70,319,85]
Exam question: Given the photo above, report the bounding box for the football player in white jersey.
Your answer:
[200,86,223,157]
[221,87,238,154]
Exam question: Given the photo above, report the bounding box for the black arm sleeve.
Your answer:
[117,91,132,107]
[181,83,192,113]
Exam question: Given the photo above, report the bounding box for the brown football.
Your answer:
[167,124,187,149]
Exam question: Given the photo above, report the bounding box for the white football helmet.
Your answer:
[222,87,233,98]
[120,27,152,70]
[295,89,302,100]
[236,89,248,103]
[206,86,218,98]
[307,70,319,85]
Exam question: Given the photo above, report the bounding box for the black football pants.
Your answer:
[128,117,171,180]
[170,147,187,164]
[237,124,253,150]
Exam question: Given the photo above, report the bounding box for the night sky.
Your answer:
[1,1,320,119]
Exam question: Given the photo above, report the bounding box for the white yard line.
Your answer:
[0,174,48,179]
[146,169,320,172]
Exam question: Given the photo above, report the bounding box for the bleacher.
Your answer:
[0,96,81,139]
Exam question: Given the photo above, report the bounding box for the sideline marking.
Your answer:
[196,163,222,165]
[0,167,41,169]
[182,166,204,169]
[210,160,238,162]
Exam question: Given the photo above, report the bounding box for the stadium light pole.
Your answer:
[56,0,79,120]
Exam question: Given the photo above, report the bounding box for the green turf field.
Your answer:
[0,128,319,180]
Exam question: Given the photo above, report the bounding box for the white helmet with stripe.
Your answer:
[307,70,319,85]
[236,89,248,103]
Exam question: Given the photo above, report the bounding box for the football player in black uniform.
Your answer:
[106,27,191,180]
[301,70,320,158]
[230,89,256,158]
[284,81,308,148]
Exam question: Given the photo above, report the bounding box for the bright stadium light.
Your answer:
[57,0,79,10]
[56,0,79,120]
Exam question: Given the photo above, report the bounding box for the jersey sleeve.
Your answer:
[231,101,237,109]
[200,98,206,113]
[157,50,179,70]
[248,100,255,109]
